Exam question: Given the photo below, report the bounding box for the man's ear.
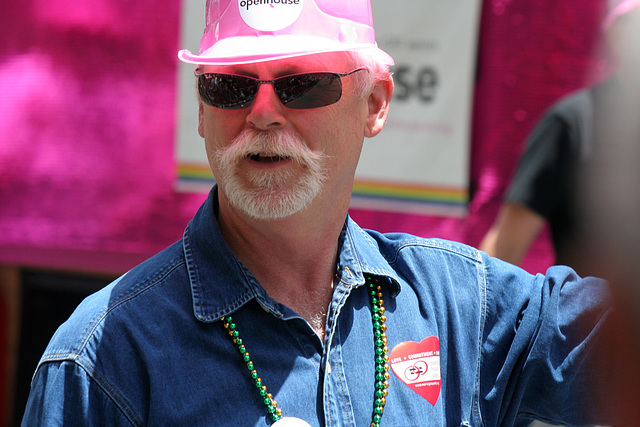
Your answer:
[364,76,394,138]
[198,101,205,138]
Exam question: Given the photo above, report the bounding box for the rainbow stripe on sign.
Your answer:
[350,180,468,217]
[175,163,215,192]
[352,180,467,205]
[177,163,214,181]
[176,164,468,217]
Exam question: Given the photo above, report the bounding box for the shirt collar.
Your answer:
[336,217,402,297]
[184,187,401,323]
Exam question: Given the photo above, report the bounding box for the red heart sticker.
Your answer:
[389,336,441,405]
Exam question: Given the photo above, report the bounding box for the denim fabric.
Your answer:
[22,188,613,426]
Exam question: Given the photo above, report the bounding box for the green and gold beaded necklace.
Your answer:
[221,275,390,427]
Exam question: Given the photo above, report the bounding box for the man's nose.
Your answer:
[246,83,287,130]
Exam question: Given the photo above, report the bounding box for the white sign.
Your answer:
[353,0,480,216]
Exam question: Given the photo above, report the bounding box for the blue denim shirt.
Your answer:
[23,189,613,426]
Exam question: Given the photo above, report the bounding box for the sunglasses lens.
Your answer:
[277,73,343,109]
[198,74,257,110]
[197,70,358,110]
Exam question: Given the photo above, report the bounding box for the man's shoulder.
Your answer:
[38,241,187,363]
[354,225,538,285]
[358,227,483,264]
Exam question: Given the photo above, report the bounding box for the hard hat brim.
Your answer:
[178,35,394,66]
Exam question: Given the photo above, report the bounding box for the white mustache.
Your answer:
[216,128,328,171]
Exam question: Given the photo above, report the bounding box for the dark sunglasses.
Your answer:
[196,68,366,110]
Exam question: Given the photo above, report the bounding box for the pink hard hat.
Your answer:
[178,0,394,66]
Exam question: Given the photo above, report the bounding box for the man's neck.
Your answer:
[216,197,348,340]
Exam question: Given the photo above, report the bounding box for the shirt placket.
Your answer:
[321,268,362,427]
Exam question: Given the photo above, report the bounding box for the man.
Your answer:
[22,1,625,426]
[480,0,640,276]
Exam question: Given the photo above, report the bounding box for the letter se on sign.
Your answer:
[392,64,439,103]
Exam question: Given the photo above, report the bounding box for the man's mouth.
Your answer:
[248,153,290,163]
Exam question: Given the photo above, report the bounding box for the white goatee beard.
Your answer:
[211,129,328,220]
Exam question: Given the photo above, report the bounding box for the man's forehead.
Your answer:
[199,52,353,76]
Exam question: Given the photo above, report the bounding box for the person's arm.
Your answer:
[479,256,621,426]
[481,95,585,266]
[479,202,546,265]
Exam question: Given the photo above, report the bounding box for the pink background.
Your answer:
[0,0,610,275]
